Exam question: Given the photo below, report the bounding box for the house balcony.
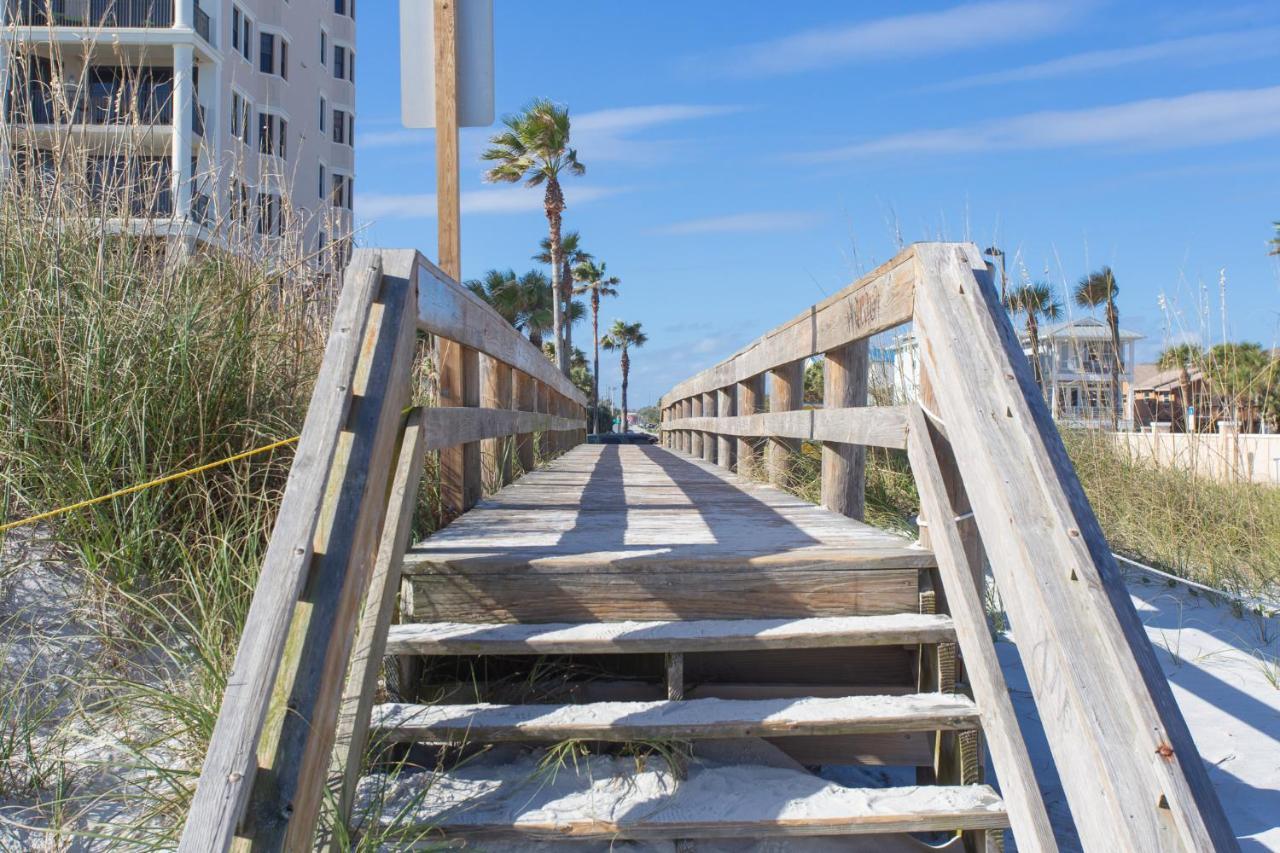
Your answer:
[4,1,215,48]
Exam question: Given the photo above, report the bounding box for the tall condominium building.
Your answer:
[0,0,356,267]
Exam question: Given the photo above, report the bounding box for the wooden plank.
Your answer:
[912,242,1237,851]
[177,252,383,853]
[906,405,1057,852]
[736,374,764,475]
[329,408,428,831]
[716,385,735,470]
[243,257,418,849]
[667,406,907,450]
[768,360,803,488]
[822,340,869,518]
[437,338,480,522]
[661,249,918,405]
[480,355,514,489]
[370,693,981,743]
[420,408,584,451]
[514,369,536,474]
[385,613,956,656]
[413,256,586,406]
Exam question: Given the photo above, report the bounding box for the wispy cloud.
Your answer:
[930,28,1280,92]
[358,185,624,220]
[690,1,1076,78]
[800,85,1280,160]
[652,211,823,236]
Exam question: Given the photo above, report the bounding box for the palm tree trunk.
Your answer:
[620,347,630,432]
[1107,299,1121,430]
[544,179,569,376]
[562,261,573,356]
[590,292,600,434]
[1027,314,1042,387]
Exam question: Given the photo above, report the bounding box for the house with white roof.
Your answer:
[1027,317,1144,429]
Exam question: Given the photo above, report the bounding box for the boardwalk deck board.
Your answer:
[402,444,932,623]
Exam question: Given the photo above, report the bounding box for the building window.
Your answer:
[257,113,287,159]
[319,96,326,132]
[345,175,353,210]
[257,191,280,236]
[347,51,354,83]
[277,118,287,158]
[234,9,252,63]
[320,30,327,65]
[335,0,345,14]
[333,45,346,81]
[232,7,240,51]
[280,40,288,80]
[347,113,354,147]
[259,33,287,77]
[231,91,251,145]
[331,172,345,208]
[332,108,346,144]
[318,164,326,199]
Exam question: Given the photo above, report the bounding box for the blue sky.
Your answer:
[355,1,1280,408]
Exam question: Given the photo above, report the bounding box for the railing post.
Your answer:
[537,382,551,461]
[736,374,763,476]
[701,391,717,465]
[481,354,514,489]
[821,341,869,519]
[438,340,481,522]
[717,386,735,470]
[515,370,536,474]
[690,395,703,457]
[768,360,803,488]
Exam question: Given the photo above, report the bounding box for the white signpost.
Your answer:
[400,0,494,130]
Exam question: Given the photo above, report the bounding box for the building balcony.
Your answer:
[5,0,174,28]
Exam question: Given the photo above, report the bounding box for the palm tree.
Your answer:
[1004,282,1062,388]
[481,98,585,377]
[1075,266,1122,429]
[512,269,553,349]
[600,320,647,433]
[535,230,592,356]
[572,259,620,433]
[464,268,520,326]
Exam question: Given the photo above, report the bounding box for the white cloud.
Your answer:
[652,212,823,236]
[359,129,434,149]
[801,85,1280,161]
[930,28,1280,92]
[358,185,624,220]
[574,104,743,134]
[693,1,1076,78]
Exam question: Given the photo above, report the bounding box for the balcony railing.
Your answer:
[193,4,211,45]
[5,0,175,27]
[191,100,204,136]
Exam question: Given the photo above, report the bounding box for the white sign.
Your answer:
[400,0,495,129]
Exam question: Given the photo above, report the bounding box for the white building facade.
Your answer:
[1025,317,1143,430]
[1,0,355,267]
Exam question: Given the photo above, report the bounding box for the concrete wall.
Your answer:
[1112,430,1280,487]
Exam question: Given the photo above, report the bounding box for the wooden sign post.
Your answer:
[433,0,459,279]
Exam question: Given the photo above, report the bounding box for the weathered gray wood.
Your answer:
[438,339,481,522]
[410,253,586,406]
[244,257,418,849]
[371,693,981,742]
[822,341,869,519]
[514,369,536,474]
[666,653,684,701]
[420,408,584,452]
[330,408,428,832]
[666,406,907,450]
[178,253,384,853]
[385,613,956,656]
[716,386,735,470]
[536,382,551,462]
[480,355,514,489]
[702,391,717,465]
[906,405,1057,852]
[662,250,917,406]
[736,374,764,475]
[768,360,804,488]
[912,242,1237,852]
[367,771,1009,841]
[690,394,704,458]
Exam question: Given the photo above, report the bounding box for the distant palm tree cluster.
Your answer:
[468,99,646,434]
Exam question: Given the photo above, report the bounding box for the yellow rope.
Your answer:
[0,435,300,534]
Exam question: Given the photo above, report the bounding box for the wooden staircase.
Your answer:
[177,244,1240,852]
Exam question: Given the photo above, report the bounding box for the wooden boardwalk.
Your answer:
[182,244,1237,852]
[402,443,934,624]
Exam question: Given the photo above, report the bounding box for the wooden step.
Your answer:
[358,754,1009,841]
[370,694,980,743]
[385,613,956,656]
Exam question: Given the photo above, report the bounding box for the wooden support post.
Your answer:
[438,339,481,523]
[768,360,803,489]
[736,374,763,476]
[330,408,429,834]
[821,341,869,519]
[537,383,551,462]
[716,386,736,470]
[481,355,514,490]
[702,391,717,465]
[515,370,536,475]
[433,0,460,280]
[680,400,691,453]
[690,395,704,458]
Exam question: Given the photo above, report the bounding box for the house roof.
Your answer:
[1036,317,1144,342]
[1132,364,1207,392]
